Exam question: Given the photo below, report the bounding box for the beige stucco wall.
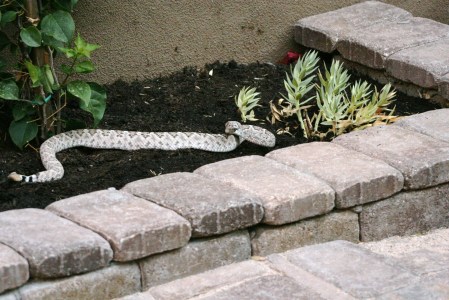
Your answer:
[74,0,449,84]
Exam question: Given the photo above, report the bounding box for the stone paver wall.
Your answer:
[1,109,448,299]
[295,0,449,106]
[1,2,449,299]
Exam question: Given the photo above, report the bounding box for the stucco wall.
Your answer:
[73,0,449,83]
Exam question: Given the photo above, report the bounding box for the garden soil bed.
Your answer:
[0,58,441,211]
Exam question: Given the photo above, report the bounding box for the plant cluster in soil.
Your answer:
[0,58,441,211]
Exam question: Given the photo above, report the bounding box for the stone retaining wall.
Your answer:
[295,0,449,107]
[1,109,448,299]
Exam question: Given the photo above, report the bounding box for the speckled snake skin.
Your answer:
[8,121,275,183]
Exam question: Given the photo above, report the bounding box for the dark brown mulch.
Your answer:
[0,59,441,211]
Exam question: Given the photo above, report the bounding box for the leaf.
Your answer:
[41,11,75,43]
[20,27,42,47]
[74,60,95,73]
[79,82,106,126]
[0,80,19,100]
[74,34,100,58]
[9,119,38,150]
[24,60,42,86]
[0,11,17,28]
[58,46,77,58]
[42,33,64,49]
[12,102,35,121]
[68,80,91,104]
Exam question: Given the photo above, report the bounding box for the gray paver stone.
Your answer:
[195,155,335,225]
[139,230,251,289]
[266,142,404,208]
[0,291,20,300]
[251,211,359,256]
[122,172,264,237]
[377,269,449,299]
[147,260,276,300]
[270,240,417,299]
[18,263,140,300]
[294,1,412,52]
[393,108,449,143]
[338,17,449,69]
[333,125,449,189]
[0,244,29,293]
[359,183,449,241]
[46,189,191,262]
[386,38,449,88]
[0,209,112,279]
[193,274,325,300]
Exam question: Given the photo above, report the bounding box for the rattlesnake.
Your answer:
[8,121,275,183]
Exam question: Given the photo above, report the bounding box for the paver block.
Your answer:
[333,125,449,189]
[338,17,449,69]
[359,183,449,241]
[377,270,449,299]
[387,38,449,88]
[122,172,264,237]
[190,275,324,300]
[0,244,29,293]
[393,109,449,142]
[270,240,417,299]
[139,230,251,289]
[251,211,359,256]
[18,263,140,300]
[195,155,335,225]
[266,142,404,208]
[0,209,112,279]
[46,189,191,262]
[294,1,412,52]
[147,260,277,300]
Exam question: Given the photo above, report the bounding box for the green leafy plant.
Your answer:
[0,0,106,149]
[235,86,261,122]
[281,50,319,137]
[269,50,397,139]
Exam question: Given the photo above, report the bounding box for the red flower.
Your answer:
[278,51,301,65]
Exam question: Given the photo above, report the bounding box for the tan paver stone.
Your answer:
[333,125,449,189]
[270,240,417,299]
[251,211,359,256]
[145,260,277,300]
[195,155,335,225]
[46,189,192,262]
[393,109,449,143]
[0,244,29,293]
[338,17,449,69]
[387,38,449,88]
[359,183,449,241]
[0,209,112,279]
[294,1,412,52]
[266,142,404,208]
[122,172,264,237]
[18,263,140,300]
[139,230,251,289]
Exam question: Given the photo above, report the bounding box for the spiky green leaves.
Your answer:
[235,86,261,122]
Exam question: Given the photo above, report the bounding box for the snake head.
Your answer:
[225,121,242,135]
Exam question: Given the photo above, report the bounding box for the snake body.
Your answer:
[8,121,275,183]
